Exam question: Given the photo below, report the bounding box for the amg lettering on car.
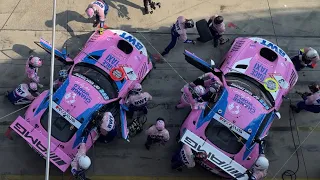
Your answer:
[119,32,144,51]
[251,63,267,82]
[260,40,286,57]
[233,94,256,114]
[183,136,243,177]
[71,84,92,104]
[73,73,109,100]
[13,122,67,166]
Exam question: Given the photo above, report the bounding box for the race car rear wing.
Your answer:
[180,129,249,180]
[10,116,71,172]
[34,38,74,65]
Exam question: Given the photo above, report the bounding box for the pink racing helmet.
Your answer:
[29,56,43,68]
[155,118,165,131]
[86,7,95,18]
[28,82,38,91]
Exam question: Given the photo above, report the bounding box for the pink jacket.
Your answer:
[146,125,170,142]
[15,83,37,100]
[126,92,152,107]
[209,15,226,35]
[174,16,188,42]
[25,62,40,84]
[180,144,195,168]
[71,143,87,171]
[87,1,106,22]
[100,112,115,136]
[305,91,320,105]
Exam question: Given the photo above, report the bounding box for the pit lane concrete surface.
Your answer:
[1,0,320,179]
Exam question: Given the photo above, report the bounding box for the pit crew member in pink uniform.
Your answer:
[98,112,117,143]
[25,56,43,88]
[176,85,206,109]
[291,47,319,71]
[161,16,196,56]
[249,154,269,180]
[145,118,170,150]
[70,141,91,176]
[85,0,109,34]
[171,144,207,171]
[125,83,152,117]
[291,83,320,113]
[5,82,39,105]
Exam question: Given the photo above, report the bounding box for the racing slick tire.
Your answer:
[196,19,213,43]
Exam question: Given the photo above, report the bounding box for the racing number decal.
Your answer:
[110,67,125,81]
[263,78,279,92]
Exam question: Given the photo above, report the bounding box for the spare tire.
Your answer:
[196,19,213,43]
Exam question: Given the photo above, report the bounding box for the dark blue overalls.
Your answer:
[161,25,180,56]
[296,96,320,113]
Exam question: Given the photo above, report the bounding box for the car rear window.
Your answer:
[40,109,77,142]
[206,118,246,154]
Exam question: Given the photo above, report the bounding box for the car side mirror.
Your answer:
[210,59,215,68]
[275,111,281,119]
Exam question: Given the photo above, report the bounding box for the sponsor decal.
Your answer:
[71,84,92,104]
[263,78,279,92]
[74,73,109,100]
[272,74,289,89]
[212,113,250,140]
[260,39,286,57]
[102,54,120,71]
[229,83,271,110]
[53,101,81,129]
[181,130,247,178]
[233,94,256,114]
[250,63,268,82]
[227,102,240,115]
[13,122,67,166]
[64,92,76,104]
[119,32,144,51]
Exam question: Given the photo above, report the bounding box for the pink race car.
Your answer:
[179,37,298,179]
[8,29,154,172]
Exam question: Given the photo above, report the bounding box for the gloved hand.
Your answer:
[38,84,44,88]
[71,168,78,175]
[99,28,104,35]
[192,40,196,45]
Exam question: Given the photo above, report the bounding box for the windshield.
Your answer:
[225,73,274,110]
[72,63,118,99]
[206,118,246,154]
[41,109,76,142]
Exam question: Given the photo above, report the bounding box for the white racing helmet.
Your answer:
[254,155,269,170]
[194,85,205,96]
[79,155,91,170]
[305,49,319,61]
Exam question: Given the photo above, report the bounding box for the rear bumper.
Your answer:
[10,116,72,172]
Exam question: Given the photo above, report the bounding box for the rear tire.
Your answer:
[196,19,213,43]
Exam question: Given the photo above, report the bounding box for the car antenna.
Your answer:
[79,48,99,61]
